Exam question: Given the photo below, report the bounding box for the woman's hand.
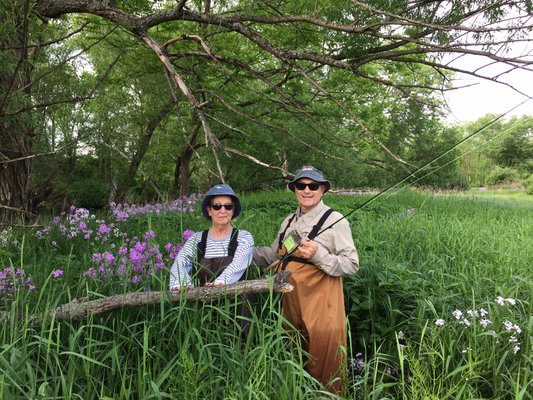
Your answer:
[204,282,224,287]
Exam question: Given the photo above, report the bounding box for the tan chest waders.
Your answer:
[277,209,347,394]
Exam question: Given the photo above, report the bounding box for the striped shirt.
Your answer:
[169,229,254,289]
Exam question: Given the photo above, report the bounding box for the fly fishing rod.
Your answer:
[265,95,532,271]
[312,95,533,239]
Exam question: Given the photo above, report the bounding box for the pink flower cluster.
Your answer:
[109,194,201,221]
[28,196,202,292]
[35,206,120,243]
[83,230,192,286]
[0,267,35,300]
[35,194,201,247]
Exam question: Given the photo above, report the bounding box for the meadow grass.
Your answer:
[0,189,532,399]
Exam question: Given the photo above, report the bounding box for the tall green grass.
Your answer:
[1,189,532,399]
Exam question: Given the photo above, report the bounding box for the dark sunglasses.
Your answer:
[294,182,321,191]
[210,203,234,211]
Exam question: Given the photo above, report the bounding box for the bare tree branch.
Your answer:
[0,21,91,51]
[201,93,345,159]
[0,204,36,216]
[136,31,226,182]
[0,145,69,164]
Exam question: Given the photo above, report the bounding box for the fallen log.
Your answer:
[0,271,292,324]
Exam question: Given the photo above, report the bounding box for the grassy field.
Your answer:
[1,188,532,399]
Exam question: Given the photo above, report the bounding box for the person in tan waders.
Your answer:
[254,166,359,396]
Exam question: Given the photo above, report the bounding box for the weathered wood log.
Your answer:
[0,271,292,324]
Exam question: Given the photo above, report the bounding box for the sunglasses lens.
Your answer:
[210,203,233,211]
[295,183,320,191]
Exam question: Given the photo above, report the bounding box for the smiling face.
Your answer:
[207,195,234,227]
[294,179,325,213]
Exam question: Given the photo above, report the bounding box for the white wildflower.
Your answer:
[503,320,521,334]
[503,320,514,332]
[479,319,492,328]
[435,319,446,327]
[452,309,463,320]
[496,296,505,306]
[466,309,478,318]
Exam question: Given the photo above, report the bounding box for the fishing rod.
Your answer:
[312,95,533,239]
[265,95,532,271]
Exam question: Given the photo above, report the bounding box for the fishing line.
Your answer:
[312,95,533,238]
[386,120,524,195]
[264,95,532,271]
[264,94,533,274]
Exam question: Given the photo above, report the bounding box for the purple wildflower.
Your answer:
[52,269,64,278]
[0,267,35,300]
[144,230,156,241]
[183,229,195,242]
[97,224,111,235]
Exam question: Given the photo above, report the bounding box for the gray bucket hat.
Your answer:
[288,166,331,193]
[201,183,242,220]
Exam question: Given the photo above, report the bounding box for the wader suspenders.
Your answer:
[279,208,334,270]
[196,228,239,261]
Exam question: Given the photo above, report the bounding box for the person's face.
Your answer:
[207,195,234,225]
[294,179,325,213]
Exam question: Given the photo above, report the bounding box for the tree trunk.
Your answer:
[0,1,35,223]
[0,127,33,223]
[115,101,174,203]
[173,143,193,198]
[172,123,201,197]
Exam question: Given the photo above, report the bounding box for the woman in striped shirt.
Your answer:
[169,184,254,291]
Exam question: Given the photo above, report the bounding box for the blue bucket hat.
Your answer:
[288,166,331,193]
[201,184,242,220]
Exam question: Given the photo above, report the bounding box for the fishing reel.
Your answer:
[283,231,302,253]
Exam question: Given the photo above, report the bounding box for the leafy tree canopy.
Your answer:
[1,0,533,219]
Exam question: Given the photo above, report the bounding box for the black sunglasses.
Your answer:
[210,203,234,211]
[294,182,321,191]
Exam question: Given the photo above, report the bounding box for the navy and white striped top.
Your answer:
[169,229,254,289]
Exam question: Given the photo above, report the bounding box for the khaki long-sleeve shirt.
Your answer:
[253,200,359,277]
